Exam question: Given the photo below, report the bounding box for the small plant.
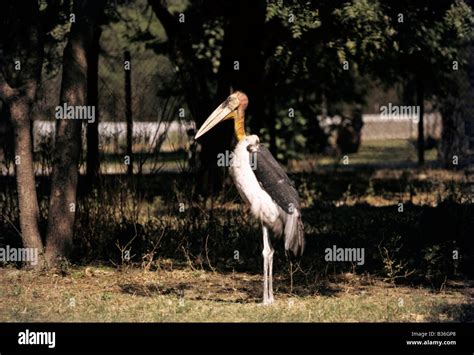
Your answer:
[341,184,353,204]
[378,236,414,283]
[299,180,319,207]
[114,233,137,271]
[56,256,71,277]
[366,180,376,197]
[141,230,164,272]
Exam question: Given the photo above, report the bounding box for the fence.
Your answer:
[361,113,442,141]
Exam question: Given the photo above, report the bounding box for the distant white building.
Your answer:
[33,120,195,151]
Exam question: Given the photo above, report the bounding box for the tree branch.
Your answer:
[0,74,19,102]
[148,0,178,40]
[41,0,66,34]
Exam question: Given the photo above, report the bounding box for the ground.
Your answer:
[1,265,472,322]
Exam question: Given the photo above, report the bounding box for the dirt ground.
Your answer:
[1,265,472,322]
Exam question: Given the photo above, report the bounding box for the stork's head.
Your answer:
[195,91,248,140]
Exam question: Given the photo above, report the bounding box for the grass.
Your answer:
[309,139,438,167]
[0,266,472,322]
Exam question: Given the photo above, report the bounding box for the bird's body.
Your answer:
[230,136,281,232]
[195,91,305,304]
[230,135,304,256]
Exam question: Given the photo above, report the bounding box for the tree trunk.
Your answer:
[268,95,277,156]
[124,50,133,176]
[416,76,425,166]
[439,43,473,168]
[0,1,45,268]
[45,0,106,267]
[86,22,103,187]
[10,97,44,253]
[205,0,267,192]
[0,104,14,168]
[149,0,266,194]
[440,104,470,167]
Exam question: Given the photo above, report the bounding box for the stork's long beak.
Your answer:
[195,94,240,139]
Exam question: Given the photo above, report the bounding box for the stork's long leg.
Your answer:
[262,226,268,304]
[268,242,274,304]
[262,226,274,305]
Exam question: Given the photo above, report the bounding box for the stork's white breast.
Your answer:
[229,136,280,226]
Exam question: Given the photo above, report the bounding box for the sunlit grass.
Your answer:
[314,139,438,166]
[0,267,471,322]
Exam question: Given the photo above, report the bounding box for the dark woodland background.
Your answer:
[0,0,474,293]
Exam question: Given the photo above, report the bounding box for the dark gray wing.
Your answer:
[251,144,300,214]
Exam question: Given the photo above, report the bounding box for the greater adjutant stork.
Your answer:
[195,91,305,305]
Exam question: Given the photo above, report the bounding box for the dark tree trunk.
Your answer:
[149,0,266,194]
[11,97,44,254]
[0,1,45,267]
[440,103,470,167]
[201,0,266,193]
[0,104,14,167]
[216,0,267,130]
[86,21,103,187]
[439,43,474,168]
[268,95,277,156]
[124,50,133,176]
[416,76,425,166]
[45,0,106,267]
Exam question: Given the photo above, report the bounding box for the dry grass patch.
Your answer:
[1,266,472,322]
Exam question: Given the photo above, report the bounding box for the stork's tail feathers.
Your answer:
[284,209,305,259]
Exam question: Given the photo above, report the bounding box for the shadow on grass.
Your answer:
[427,303,474,322]
[118,280,262,303]
[117,270,342,303]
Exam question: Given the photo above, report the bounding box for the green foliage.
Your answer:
[445,0,474,41]
[267,0,321,39]
[274,107,307,160]
[191,19,224,74]
[333,0,393,67]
